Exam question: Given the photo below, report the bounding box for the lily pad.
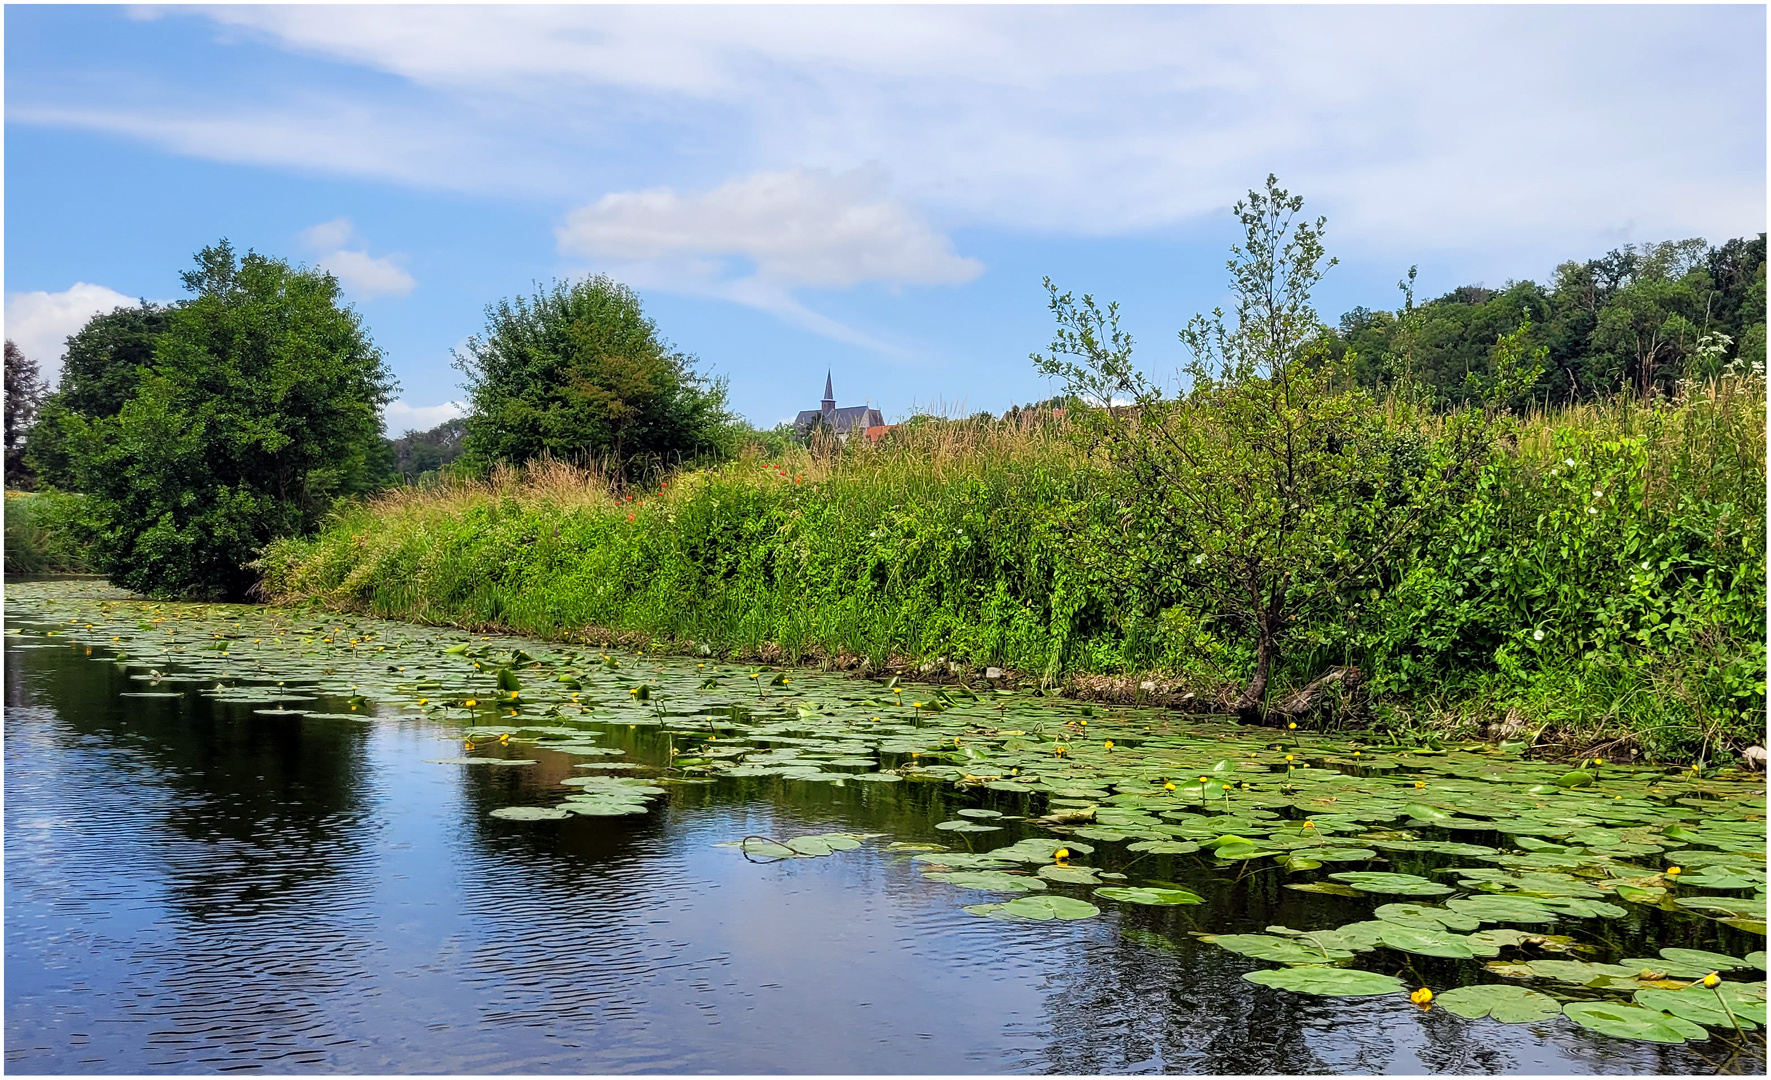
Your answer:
[1242,966,1405,997]
[489,806,571,821]
[924,870,1047,893]
[1560,1001,1708,1043]
[426,757,539,766]
[1327,871,1452,897]
[1434,983,1562,1023]
[1659,947,1751,971]
[1447,894,1559,924]
[1634,987,1762,1030]
[1094,886,1203,906]
[1203,934,1354,964]
[1375,923,1476,959]
[964,895,1100,921]
[1374,903,1481,932]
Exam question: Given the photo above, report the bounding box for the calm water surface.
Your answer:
[4,594,1761,1074]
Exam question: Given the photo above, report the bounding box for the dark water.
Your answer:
[4,623,1761,1074]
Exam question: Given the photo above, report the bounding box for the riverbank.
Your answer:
[258,376,1764,764]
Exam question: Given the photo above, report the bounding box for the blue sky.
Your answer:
[6,5,1765,433]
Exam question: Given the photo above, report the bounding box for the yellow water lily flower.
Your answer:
[1053,848,1070,862]
[1164,782,1176,791]
[1410,987,1433,1006]
[465,698,478,707]
[1287,722,1297,730]
[1702,972,1720,988]
[1666,866,1681,876]
[1104,740,1114,750]
[1414,780,1426,788]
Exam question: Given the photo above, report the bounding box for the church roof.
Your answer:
[795,405,883,434]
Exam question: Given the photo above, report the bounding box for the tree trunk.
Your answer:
[1270,665,1364,718]
[1233,628,1274,724]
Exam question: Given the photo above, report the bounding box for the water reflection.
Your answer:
[5,627,1763,1075]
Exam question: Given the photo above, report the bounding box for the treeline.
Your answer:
[1324,235,1765,406]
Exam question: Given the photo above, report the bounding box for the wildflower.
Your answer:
[1592,757,1603,767]
[1410,987,1434,1007]
[1287,722,1296,730]
[1532,628,1545,641]
[1702,972,1720,988]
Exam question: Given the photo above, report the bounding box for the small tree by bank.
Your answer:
[1036,176,1540,723]
[454,276,736,479]
[4,339,47,487]
[66,241,395,600]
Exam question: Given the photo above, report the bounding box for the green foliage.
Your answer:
[454,276,737,477]
[2,490,95,574]
[4,339,47,487]
[24,303,175,490]
[66,240,395,600]
[386,417,468,485]
[1032,176,1533,719]
[1323,234,1766,405]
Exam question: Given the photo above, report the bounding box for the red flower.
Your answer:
[628,513,635,522]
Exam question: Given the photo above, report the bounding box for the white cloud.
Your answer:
[295,218,416,300]
[20,7,1765,266]
[558,167,979,349]
[383,399,465,436]
[3,283,139,385]
[562,168,981,289]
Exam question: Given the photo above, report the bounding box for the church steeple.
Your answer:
[821,370,836,415]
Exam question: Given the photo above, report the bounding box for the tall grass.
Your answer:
[259,381,1765,761]
[4,490,96,575]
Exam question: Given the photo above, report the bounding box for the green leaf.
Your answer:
[1658,947,1751,971]
[488,805,571,821]
[1560,1002,1708,1043]
[1327,871,1452,896]
[1094,886,1203,906]
[1447,894,1559,924]
[1374,903,1481,932]
[1242,966,1405,997]
[1375,923,1476,958]
[1434,983,1562,1023]
[923,870,1047,893]
[965,895,1100,921]
[1202,934,1354,964]
[1634,988,1762,1030]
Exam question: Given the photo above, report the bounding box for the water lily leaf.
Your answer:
[1202,934,1354,964]
[1242,966,1405,997]
[1659,947,1751,971]
[1125,840,1201,855]
[1561,1002,1708,1043]
[739,838,797,857]
[489,806,571,821]
[425,757,538,766]
[1749,951,1767,971]
[1554,770,1595,789]
[965,895,1100,921]
[1374,903,1480,932]
[1375,923,1476,958]
[1038,864,1102,885]
[1634,987,1762,1030]
[1533,896,1628,919]
[1447,894,1559,924]
[1327,871,1452,897]
[957,808,1003,819]
[935,821,1002,832]
[1094,886,1203,906]
[1434,983,1562,1023]
[1615,884,1668,904]
[1676,867,1766,889]
[1285,882,1363,897]
[924,871,1047,893]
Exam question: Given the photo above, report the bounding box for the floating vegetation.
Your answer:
[7,578,1766,1050]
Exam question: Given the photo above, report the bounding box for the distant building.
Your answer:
[794,372,884,441]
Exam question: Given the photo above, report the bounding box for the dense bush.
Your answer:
[58,241,394,600]
[454,276,737,478]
